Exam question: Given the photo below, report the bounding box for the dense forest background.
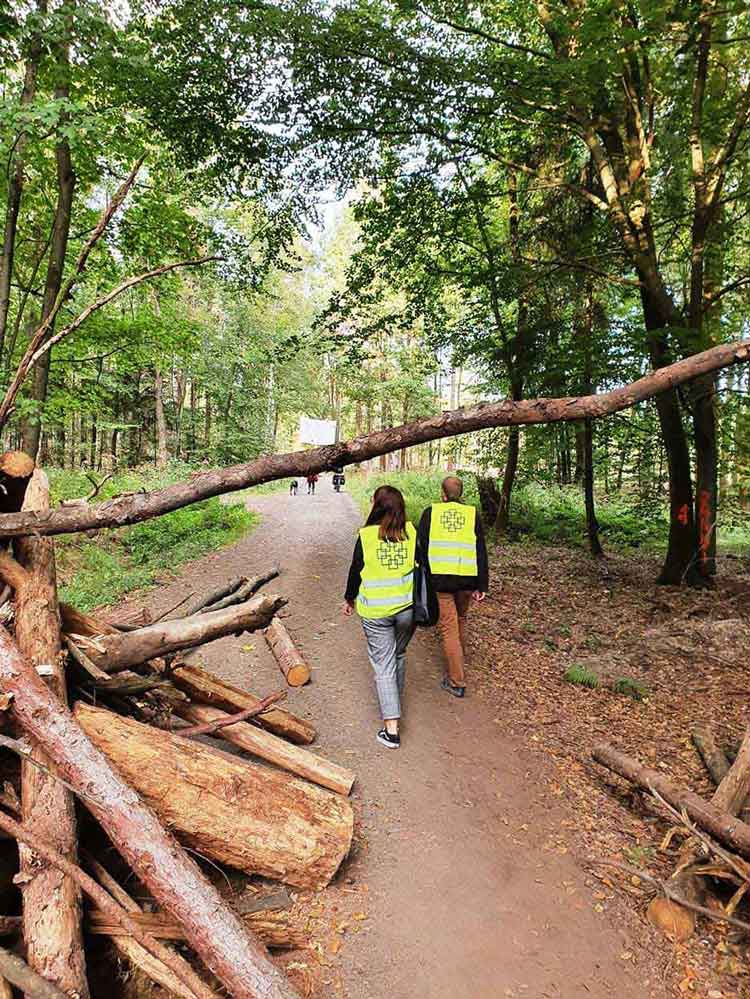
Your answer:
[1,0,749,589]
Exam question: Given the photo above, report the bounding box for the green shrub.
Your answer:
[563,664,599,689]
[613,676,647,701]
[347,469,479,526]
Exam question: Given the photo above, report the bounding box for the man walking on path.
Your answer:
[418,476,488,698]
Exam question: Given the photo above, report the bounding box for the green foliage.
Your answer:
[55,465,257,610]
[563,665,599,689]
[613,677,647,702]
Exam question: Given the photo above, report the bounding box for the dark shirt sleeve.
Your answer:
[475,513,489,592]
[417,507,431,566]
[344,537,364,604]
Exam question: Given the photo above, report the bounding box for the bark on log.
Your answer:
[13,469,88,997]
[173,702,354,794]
[593,743,750,859]
[0,626,302,999]
[75,703,353,888]
[87,593,286,674]
[173,691,285,737]
[85,854,219,999]
[0,451,35,517]
[202,569,280,614]
[265,619,311,688]
[170,662,316,745]
[0,339,747,540]
[184,577,246,616]
[0,946,67,999]
[88,909,305,950]
[692,727,731,786]
[60,603,118,639]
[711,727,750,814]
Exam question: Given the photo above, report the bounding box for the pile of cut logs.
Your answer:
[0,453,355,999]
[593,725,750,944]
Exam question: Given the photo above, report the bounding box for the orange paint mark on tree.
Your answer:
[677,503,689,526]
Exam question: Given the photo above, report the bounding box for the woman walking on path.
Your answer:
[343,485,417,749]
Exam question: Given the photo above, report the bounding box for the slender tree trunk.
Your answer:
[573,425,585,483]
[583,418,602,556]
[21,2,75,460]
[154,369,168,469]
[204,389,211,452]
[0,2,46,357]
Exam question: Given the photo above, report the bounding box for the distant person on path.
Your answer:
[418,475,488,698]
[343,485,417,749]
[306,473,319,495]
[289,479,298,496]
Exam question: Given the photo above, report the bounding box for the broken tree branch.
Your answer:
[0,945,68,999]
[173,689,286,737]
[0,338,747,538]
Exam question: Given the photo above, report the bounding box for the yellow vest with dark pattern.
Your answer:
[428,502,478,576]
[356,523,416,619]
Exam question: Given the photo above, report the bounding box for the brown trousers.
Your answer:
[436,591,472,686]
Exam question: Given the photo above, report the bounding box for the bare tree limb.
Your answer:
[0,337,745,540]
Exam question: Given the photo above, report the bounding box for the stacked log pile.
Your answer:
[0,453,355,999]
[593,727,750,944]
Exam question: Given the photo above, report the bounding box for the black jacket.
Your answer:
[417,504,489,593]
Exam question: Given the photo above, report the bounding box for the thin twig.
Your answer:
[153,591,194,623]
[591,859,750,933]
[85,472,113,502]
[174,690,286,738]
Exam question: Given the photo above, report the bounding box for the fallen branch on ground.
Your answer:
[0,945,68,999]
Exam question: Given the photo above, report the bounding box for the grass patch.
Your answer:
[51,463,258,611]
[563,664,600,689]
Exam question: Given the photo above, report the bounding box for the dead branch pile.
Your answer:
[593,726,750,946]
[0,455,355,999]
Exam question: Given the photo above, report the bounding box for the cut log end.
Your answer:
[0,452,34,481]
[646,897,695,942]
[285,664,311,688]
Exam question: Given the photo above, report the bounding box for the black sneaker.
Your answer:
[441,677,466,698]
[376,728,400,749]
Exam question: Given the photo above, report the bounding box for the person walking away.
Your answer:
[418,475,488,698]
[343,485,417,748]
[289,479,298,496]
[306,473,319,495]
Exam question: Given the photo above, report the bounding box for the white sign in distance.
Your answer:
[299,417,338,445]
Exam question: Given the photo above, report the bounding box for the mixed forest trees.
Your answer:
[1,0,749,587]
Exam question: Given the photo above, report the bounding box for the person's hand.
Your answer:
[342,601,354,617]
[472,590,486,603]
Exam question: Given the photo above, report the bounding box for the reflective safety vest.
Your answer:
[356,522,417,619]
[428,502,478,576]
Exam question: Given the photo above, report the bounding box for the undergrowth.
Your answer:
[51,463,258,611]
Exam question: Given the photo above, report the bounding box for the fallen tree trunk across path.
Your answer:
[173,701,355,794]
[75,703,354,889]
[0,338,746,539]
[593,743,750,859]
[88,593,286,673]
[0,626,302,999]
[170,662,316,745]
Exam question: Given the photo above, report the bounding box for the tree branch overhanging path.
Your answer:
[0,338,747,540]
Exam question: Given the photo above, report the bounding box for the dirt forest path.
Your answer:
[119,483,665,999]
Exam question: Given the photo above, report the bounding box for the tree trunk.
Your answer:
[75,704,354,889]
[83,593,285,673]
[0,3,45,356]
[154,368,168,469]
[495,423,520,535]
[593,743,750,858]
[0,339,747,542]
[169,663,316,745]
[13,470,88,997]
[691,372,718,577]
[174,702,352,794]
[0,628,302,999]
[583,417,603,556]
[21,1,75,460]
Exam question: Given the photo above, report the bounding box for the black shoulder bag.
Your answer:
[413,537,439,627]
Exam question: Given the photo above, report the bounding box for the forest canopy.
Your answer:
[1,0,749,585]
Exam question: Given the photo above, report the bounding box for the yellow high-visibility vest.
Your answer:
[356,523,417,619]
[428,502,478,576]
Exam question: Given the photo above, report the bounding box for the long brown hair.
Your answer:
[365,485,408,542]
